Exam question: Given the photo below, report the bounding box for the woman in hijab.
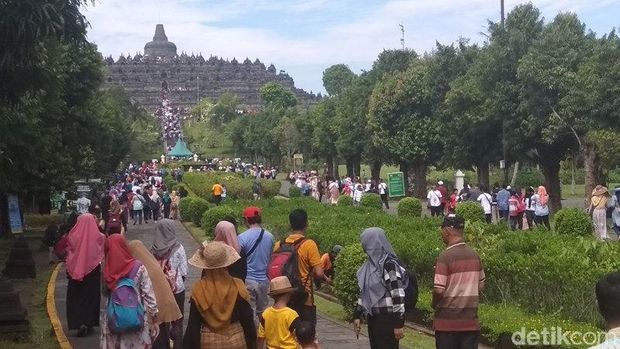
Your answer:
[128,240,182,349]
[213,221,246,281]
[65,214,105,337]
[151,219,188,348]
[609,187,620,239]
[590,185,610,240]
[183,241,256,349]
[532,186,551,229]
[170,191,180,220]
[353,228,408,349]
[162,191,172,219]
[101,234,159,348]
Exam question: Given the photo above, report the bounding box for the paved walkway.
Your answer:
[53,219,374,348]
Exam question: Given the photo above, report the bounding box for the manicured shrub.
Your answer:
[188,198,210,226]
[455,201,485,223]
[201,205,239,237]
[163,175,176,191]
[178,197,196,222]
[262,180,282,198]
[183,172,280,201]
[554,208,593,237]
[397,197,422,218]
[333,244,367,319]
[360,193,383,209]
[337,195,353,206]
[288,186,301,198]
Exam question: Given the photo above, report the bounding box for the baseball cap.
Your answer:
[441,214,465,229]
[243,206,262,219]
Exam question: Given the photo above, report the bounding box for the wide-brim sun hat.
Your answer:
[268,276,296,296]
[188,241,240,269]
[592,185,609,197]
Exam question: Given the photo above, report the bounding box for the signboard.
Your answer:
[388,172,405,197]
[7,194,23,234]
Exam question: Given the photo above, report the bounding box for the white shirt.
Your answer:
[76,197,91,214]
[427,190,442,207]
[477,193,493,214]
[168,245,188,293]
[379,183,387,195]
[589,327,620,349]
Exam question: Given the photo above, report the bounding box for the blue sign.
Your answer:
[7,194,23,234]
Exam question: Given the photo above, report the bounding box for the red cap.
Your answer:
[243,207,262,219]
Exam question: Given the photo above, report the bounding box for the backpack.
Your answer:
[107,213,122,234]
[267,237,308,305]
[386,257,418,312]
[106,262,145,334]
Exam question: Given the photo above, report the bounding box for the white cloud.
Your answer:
[84,0,618,93]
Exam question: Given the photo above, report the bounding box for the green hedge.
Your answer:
[360,193,383,209]
[333,244,366,319]
[455,201,485,223]
[288,186,301,198]
[183,172,281,202]
[188,198,210,226]
[337,195,353,206]
[178,197,196,222]
[554,208,593,237]
[200,205,238,237]
[397,197,422,218]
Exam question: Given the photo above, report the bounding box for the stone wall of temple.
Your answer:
[103,55,319,111]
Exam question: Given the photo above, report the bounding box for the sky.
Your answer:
[84,0,620,94]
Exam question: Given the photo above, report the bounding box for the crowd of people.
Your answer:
[154,85,189,149]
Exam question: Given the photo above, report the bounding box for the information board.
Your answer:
[388,172,405,197]
[7,194,23,234]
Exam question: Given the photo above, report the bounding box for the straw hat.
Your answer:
[592,185,609,197]
[188,241,240,269]
[268,276,296,296]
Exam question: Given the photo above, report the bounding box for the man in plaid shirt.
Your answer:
[353,227,407,349]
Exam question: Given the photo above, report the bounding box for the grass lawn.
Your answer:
[181,221,208,243]
[0,238,58,349]
[314,295,436,349]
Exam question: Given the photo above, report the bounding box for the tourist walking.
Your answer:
[128,240,183,349]
[151,219,188,348]
[150,190,162,221]
[476,185,493,224]
[532,186,551,229]
[214,221,247,280]
[105,199,125,235]
[353,228,407,349]
[132,189,145,225]
[609,188,620,239]
[590,185,609,240]
[427,185,443,217]
[256,276,300,349]
[238,207,274,325]
[65,214,105,337]
[162,191,172,219]
[275,209,330,325]
[212,181,224,205]
[170,190,180,220]
[378,178,389,209]
[433,215,485,349]
[524,187,536,229]
[496,185,511,223]
[101,234,159,348]
[508,189,522,230]
[183,242,256,349]
[437,181,448,214]
[329,179,340,205]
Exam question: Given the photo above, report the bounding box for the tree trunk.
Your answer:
[333,158,340,178]
[510,161,520,187]
[476,161,490,189]
[399,162,410,196]
[412,162,428,199]
[541,161,562,214]
[354,161,361,179]
[325,156,334,178]
[370,160,382,180]
[345,160,354,178]
[584,142,604,203]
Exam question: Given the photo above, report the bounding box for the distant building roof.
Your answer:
[168,138,193,157]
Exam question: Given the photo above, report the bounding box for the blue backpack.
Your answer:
[106,262,145,334]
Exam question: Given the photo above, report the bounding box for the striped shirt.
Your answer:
[433,242,485,332]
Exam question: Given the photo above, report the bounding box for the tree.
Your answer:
[517,12,592,212]
[311,99,339,176]
[322,64,356,96]
[260,82,297,109]
[209,93,239,128]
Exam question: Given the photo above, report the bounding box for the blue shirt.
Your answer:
[496,189,511,210]
[238,227,274,283]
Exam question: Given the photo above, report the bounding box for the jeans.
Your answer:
[133,209,143,224]
[435,331,479,349]
[245,280,269,326]
[535,214,550,229]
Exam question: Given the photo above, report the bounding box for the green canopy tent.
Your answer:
[168,138,193,158]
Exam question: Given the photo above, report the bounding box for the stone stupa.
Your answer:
[144,24,177,59]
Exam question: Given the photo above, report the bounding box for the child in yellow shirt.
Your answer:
[257,276,300,349]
